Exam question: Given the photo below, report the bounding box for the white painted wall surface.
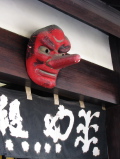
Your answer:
[0,0,113,70]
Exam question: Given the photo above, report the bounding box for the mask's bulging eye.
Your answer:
[61,53,66,56]
[38,46,50,54]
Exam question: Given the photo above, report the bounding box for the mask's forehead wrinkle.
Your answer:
[41,36,55,50]
[53,36,64,43]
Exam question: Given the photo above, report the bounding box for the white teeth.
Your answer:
[39,70,56,77]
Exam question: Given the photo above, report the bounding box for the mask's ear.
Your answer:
[26,36,36,59]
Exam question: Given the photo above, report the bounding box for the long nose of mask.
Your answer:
[46,54,81,69]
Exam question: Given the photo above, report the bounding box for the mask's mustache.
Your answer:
[46,54,81,69]
[36,69,57,77]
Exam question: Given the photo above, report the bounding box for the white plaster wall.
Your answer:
[0,0,113,70]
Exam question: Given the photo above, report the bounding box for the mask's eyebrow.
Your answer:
[41,36,55,50]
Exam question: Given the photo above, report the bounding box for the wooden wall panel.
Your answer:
[0,28,119,105]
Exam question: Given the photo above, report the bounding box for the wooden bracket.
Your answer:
[54,94,59,105]
[79,100,85,108]
[102,104,106,110]
[25,86,32,100]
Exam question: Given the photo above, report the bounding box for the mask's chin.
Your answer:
[30,66,58,88]
[33,73,57,88]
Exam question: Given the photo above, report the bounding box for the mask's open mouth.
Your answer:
[36,69,57,78]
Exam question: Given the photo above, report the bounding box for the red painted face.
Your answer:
[26,25,80,88]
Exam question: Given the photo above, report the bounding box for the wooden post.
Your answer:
[106,35,120,159]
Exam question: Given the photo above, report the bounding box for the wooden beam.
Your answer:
[102,0,120,7]
[39,0,120,38]
[0,28,118,105]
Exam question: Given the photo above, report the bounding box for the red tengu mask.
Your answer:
[26,25,81,88]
